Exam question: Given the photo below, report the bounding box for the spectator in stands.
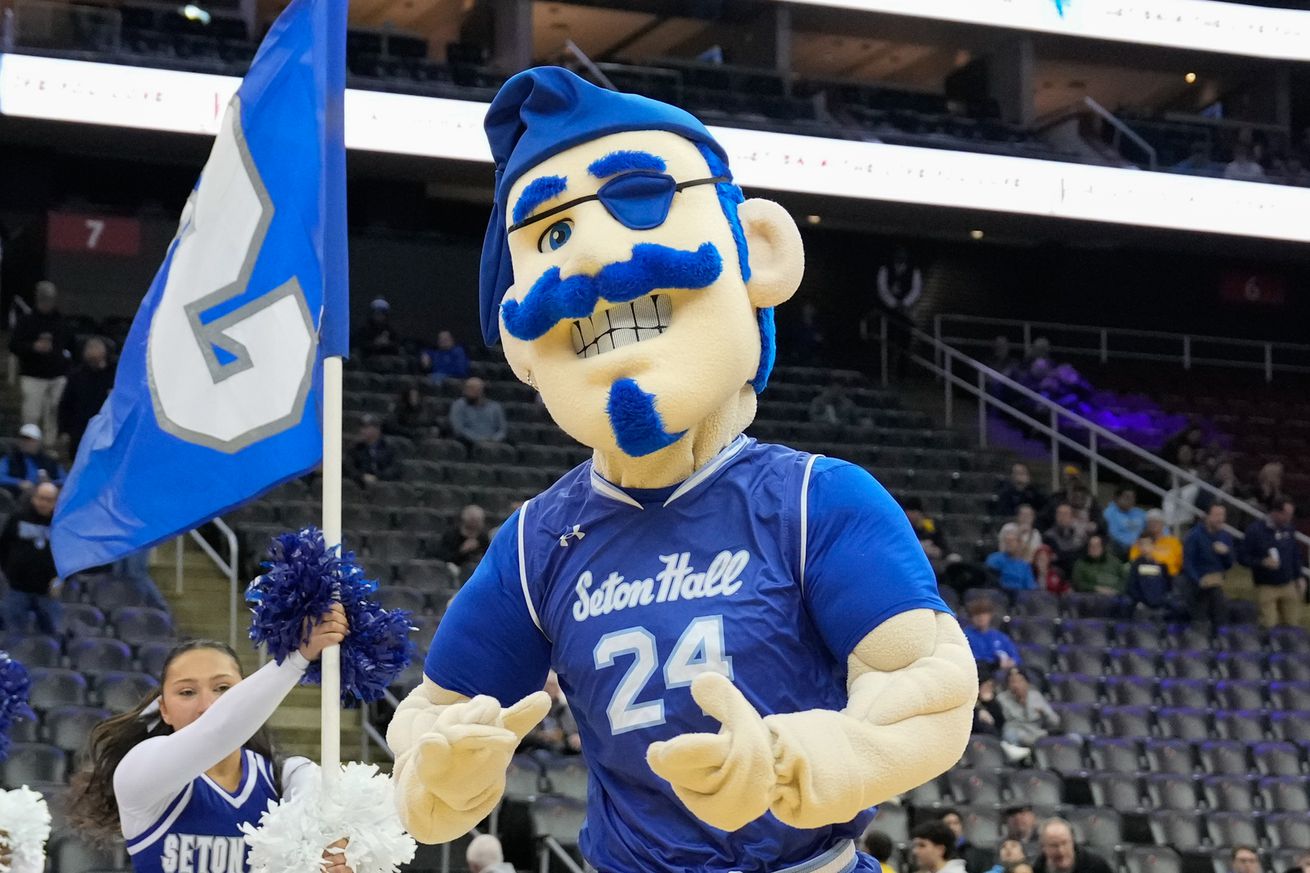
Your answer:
[352,297,400,356]
[1004,806,1039,858]
[1033,819,1112,873]
[1172,140,1216,176]
[1071,535,1125,597]
[346,414,398,487]
[997,667,1059,748]
[57,335,113,460]
[10,280,70,445]
[860,828,897,873]
[0,482,61,634]
[1125,534,1175,617]
[1224,143,1266,182]
[521,670,580,756]
[1182,503,1234,626]
[904,496,957,578]
[984,840,1029,873]
[989,336,1021,381]
[942,809,993,873]
[874,246,924,379]
[1032,545,1067,595]
[114,547,169,613]
[787,302,827,366]
[449,377,507,446]
[1161,421,1207,469]
[987,531,1037,593]
[910,820,965,873]
[1242,498,1305,628]
[1128,509,1183,577]
[999,505,1042,562]
[973,665,1006,735]
[963,600,1019,670]
[1204,460,1244,509]
[0,424,64,497]
[808,384,859,426]
[436,504,489,570]
[384,387,431,441]
[1043,503,1086,576]
[1229,846,1260,873]
[465,834,515,873]
[419,330,470,385]
[1252,461,1286,511]
[996,463,1044,518]
[1102,487,1146,557]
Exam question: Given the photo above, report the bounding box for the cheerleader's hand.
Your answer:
[321,838,351,873]
[299,603,349,661]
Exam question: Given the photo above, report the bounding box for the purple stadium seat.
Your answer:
[1144,773,1200,810]
[67,637,134,675]
[1161,650,1214,681]
[1104,675,1155,707]
[1169,624,1213,651]
[1108,647,1158,677]
[1214,679,1265,710]
[1116,621,1166,651]
[137,640,171,677]
[27,667,88,711]
[1202,775,1257,812]
[1215,709,1268,744]
[1265,812,1310,849]
[1269,682,1310,712]
[1007,617,1057,647]
[1148,810,1204,852]
[1268,627,1310,655]
[962,734,1007,770]
[1088,772,1143,809]
[376,585,425,614]
[50,834,123,873]
[2,742,67,784]
[1143,738,1195,775]
[1088,737,1141,773]
[945,768,1004,805]
[46,705,111,752]
[1051,703,1098,736]
[1017,643,1055,673]
[1206,811,1261,850]
[1158,678,1211,708]
[1009,769,1063,806]
[1125,845,1183,873]
[1064,592,1116,619]
[1214,652,1266,682]
[61,603,107,637]
[111,607,174,647]
[1102,705,1153,739]
[1196,740,1250,776]
[1064,619,1112,647]
[97,671,157,713]
[1033,735,1086,774]
[1269,655,1310,683]
[1215,624,1264,654]
[3,634,61,668]
[1048,673,1100,705]
[1013,589,1059,617]
[1057,645,1105,676]
[904,775,948,807]
[958,806,1003,848]
[1251,741,1303,777]
[870,803,909,844]
[1259,776,1310,812]
[87,575,152,612]
[1067,807,1123,854]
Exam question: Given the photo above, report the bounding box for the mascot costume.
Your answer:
[388,67,977,873]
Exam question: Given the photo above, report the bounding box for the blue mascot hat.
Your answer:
[479,66,731,347]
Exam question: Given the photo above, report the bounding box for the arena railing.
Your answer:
[900,321,1310,575]
[931,313,1310,381]
[171,518,240,647]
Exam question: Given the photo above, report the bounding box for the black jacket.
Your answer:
[0,506,57,593]
[1034,848,1115,873]
[58,363,114,452]
[9,310,70,379]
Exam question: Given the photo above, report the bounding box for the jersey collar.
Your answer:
[589,435,750,510]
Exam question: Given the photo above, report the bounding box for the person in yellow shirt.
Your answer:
[1128,509,1184,577]
[862,827,899,873]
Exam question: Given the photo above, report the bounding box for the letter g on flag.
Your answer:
[147,95,318,453]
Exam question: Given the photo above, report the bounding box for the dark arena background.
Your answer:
[2,0,1310,871]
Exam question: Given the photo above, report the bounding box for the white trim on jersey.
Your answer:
[798,453,821,591]
[199,750,259,809]
[664,435,748,507]
[588,467,644,510]
[517,498,548,638]
[125,784,194,855]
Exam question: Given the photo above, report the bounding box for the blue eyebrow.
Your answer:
[587,151,667,178]
[512,175,569,224]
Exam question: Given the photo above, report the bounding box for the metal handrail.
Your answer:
[908,323,1310,572]
[1083,96,1157,171]
[172,518,241,647]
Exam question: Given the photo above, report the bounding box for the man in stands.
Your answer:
[58,335,114,460]
[449,376,508,446]
[1004,806,1039,858]
[942,808,994,873]
[986,530,1036,593]
[1229,846,1260,873]
[1125,534,1176,618]
[352,296,401,356]
[419,330,470,384]
[1128,509,1183,577]
[998,504,1042,562]
[910,820,967,873]
[435,504,489,571]
[1102,487,1146,557]
[0,481,61,634]
[1243,498,1306,628]
[963,600,1019,671]
[1043,502,1087,576]
[346,414,399,487]
[0,424,64,497]
[465,835,515,873]
[996,463,1043,518]
[1033,818,1112,873]
[1182,503,1234,626]
[904,496,957,578]
[9,280,70,446]
[860,828,897,873]
[521,670,581,756]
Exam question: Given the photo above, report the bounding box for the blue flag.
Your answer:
[52,0,348,577]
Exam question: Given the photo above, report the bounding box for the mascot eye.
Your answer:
[539,219,574,253]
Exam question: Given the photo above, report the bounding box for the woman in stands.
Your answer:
[69,606,350,873]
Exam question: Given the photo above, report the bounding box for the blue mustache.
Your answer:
[500,242,723,342]
[607,378,685,457]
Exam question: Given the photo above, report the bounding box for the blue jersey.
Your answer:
[126,749,280,873]
[426,437,946,873]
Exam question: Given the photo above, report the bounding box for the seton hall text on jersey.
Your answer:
[572,549,751,622]
[158,834,246,873]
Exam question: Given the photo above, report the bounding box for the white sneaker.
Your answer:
[1001,741,1032,763]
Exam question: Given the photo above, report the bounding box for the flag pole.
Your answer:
[321,354,343,778]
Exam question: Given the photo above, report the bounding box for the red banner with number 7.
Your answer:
[47,210,142,256]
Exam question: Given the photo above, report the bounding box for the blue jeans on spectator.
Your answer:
[3,589,61,634]
[114,549,170,612]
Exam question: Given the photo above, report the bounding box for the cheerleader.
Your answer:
[69,606,350,873]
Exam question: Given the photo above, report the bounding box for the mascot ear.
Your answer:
[739,199,804,310]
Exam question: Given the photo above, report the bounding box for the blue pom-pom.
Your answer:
[247,528,415,706]
[0,652,35,762]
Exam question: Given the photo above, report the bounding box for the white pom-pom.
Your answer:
[0,786,52,873]
[241,763,416,873]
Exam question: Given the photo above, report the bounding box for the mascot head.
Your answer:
[480,67,803,469]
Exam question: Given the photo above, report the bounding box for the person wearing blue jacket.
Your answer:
[987,530,1037,592]
[1182,503,1234,625]
[1242,499,1305,628]
[963,600,1020,669]
[0,424,65,497]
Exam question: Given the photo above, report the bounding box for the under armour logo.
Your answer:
[559,525,586,547]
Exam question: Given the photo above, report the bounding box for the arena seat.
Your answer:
[1161,650,1213,681]
[1067,807,1123,854]
[1033,736,1085,775]
[945,768,1004,805]
[4,633,62,668]
[27,668,89,711]
[1116,621,1166,651]
[62,604,108,638]
[1264,812,1310,849]
[1007,617,1057,647]
[1143,739,1194,775]
[1202,775,1258,813]
[1269,655,1310,683]
[1158,678,1211,708]
[1215,709,1268,743]
[86,576,153,612]
[46,705,111,753]
[50,835,124,873]
[1157,706,1210,741]
[376,585,425,614]
[1148,811,1205,854]
[1108,647,1158,677]
[2,742,67,784]
[1251,741,1303,777]
[67,637,134,676]
[962,734,1007,769]
[111,608,173,647]
[1051,703,1098,736]
[904,775,948,807]
[1104,675,1154,707]
[1087,738,1141,773]
[1009,769,1064,806]
[1259,776,1310,812]
[1144,773,1200,810]
[1196,740,1249,776]
[1215,679,1265,710]
[97,671,157,713]
[1206,812,1262,851]
[136,641,171,678]
[1048,673,1100,705]
[539,755,588,802]
[1125,846,1183,873]
[956,806,1003,848]
[1101,705,1152,739]
[1269,682,1310,712]
[1214,652,1266,682]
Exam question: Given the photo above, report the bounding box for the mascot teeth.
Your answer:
[572,294,671,359]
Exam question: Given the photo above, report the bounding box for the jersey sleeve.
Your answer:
[801,457,950,661]
[423,508,553,705]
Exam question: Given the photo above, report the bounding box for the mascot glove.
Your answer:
[763,708,880,830]
[646,672,774,832]
[411,693,550,810]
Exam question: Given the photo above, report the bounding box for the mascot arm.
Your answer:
[764,609,976,829]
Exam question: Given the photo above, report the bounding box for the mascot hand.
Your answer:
[412,692,551,812]
[646,672,774,831]
[763,708,874,830]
